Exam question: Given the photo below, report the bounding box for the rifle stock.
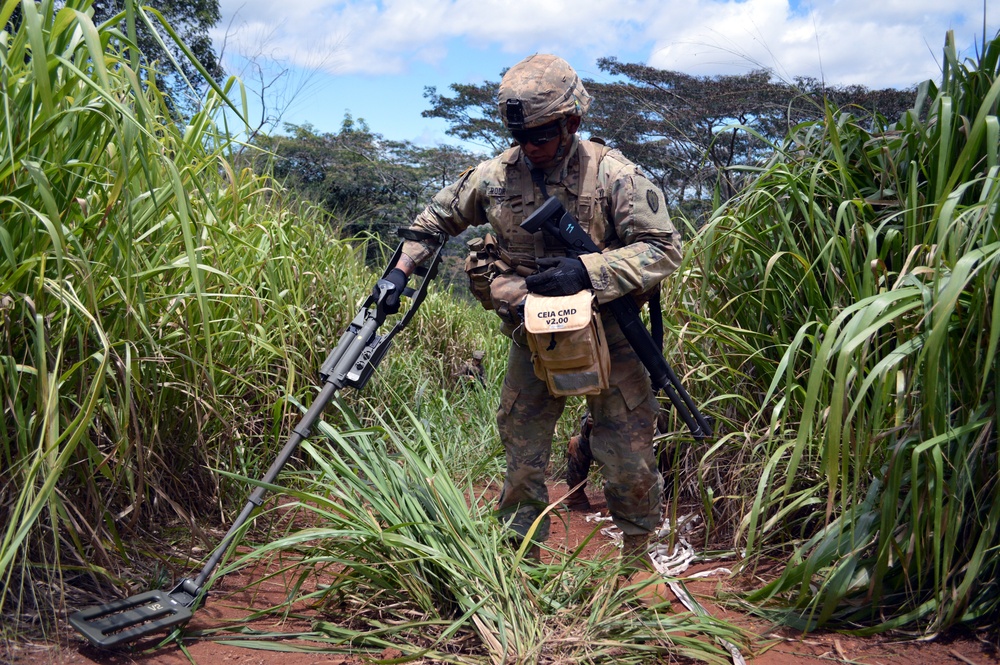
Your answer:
[522,197,711,440]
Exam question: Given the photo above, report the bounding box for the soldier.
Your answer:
[373,54,682,567]
[456,349,487,385]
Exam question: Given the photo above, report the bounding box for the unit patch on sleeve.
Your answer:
[487,186,507,197]
[646,189,660,213]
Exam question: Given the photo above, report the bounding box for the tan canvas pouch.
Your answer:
[523,291,610,396]
[464,233,500,310]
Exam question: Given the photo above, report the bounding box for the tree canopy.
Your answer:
[422,59,917,216]
[592,58,915,204]
[423,82,509,154]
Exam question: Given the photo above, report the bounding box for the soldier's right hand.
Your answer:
[526,256,591,296]
[374,268,408,314]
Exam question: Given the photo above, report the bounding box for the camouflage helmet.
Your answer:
[498,54,591,130]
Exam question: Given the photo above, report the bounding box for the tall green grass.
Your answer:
[0,0,308,627]
[208,404,743,664]
[0,0,502,636]
[679,30,1000,633]
[12,0,999,649]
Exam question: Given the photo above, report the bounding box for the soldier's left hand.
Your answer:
[374,268,408,314]
[526,256,591,296]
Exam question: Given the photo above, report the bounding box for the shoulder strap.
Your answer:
[576,140,611,224]
[649,285,663,352]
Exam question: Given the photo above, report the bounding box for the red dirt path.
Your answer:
[10,480,1000,665]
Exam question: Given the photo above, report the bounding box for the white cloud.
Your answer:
[214,0,648,75]
[213,0,996,88]
[645,0,993,87]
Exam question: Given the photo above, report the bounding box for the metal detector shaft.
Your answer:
[189,380,339,590]
[521,197,712,439]
[192,295,397,587]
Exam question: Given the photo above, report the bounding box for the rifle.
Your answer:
[69,230,447,648]
[521,196,712,440]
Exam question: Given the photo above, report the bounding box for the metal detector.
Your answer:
[69,231,446,648]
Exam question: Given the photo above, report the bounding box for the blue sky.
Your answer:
[211,0,996,149]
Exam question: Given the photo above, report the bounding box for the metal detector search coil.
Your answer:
[69,589,193,648]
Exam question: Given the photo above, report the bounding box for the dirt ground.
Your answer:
[10,480,1000,665]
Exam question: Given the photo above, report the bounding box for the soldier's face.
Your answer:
[515,115,581,168]
[521,132,563,167]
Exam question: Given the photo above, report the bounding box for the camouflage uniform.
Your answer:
[566,406,674,512]
[456,350,486,385]
[399,55,682,543]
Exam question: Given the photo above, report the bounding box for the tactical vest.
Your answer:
[492,139,613,272]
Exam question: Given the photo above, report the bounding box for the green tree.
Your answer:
[90,0,224,112]
[256,116,484,262]
[421,62,916,216]
[422,81,509,153]
[592,58,916,205]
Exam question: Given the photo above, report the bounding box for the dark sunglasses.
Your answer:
[510,121,562,146]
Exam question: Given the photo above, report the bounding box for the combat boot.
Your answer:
[510,537,541,563]
[621,533,670,605]
[565,434,593,511]
[621,533,652,571]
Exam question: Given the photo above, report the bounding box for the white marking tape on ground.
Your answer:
[596,511,747,665]
[687,567,733,579]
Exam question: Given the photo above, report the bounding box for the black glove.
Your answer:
[525,256,591,296]
[374,268,408,314]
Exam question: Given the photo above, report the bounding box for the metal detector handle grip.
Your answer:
[378,229,447,333]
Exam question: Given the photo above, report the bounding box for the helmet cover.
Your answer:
[498,54,591,129]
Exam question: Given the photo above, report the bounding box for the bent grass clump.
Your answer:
[212,406,744,664]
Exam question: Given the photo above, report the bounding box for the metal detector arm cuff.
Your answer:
[319,231,446,390]
[390,229,447,332]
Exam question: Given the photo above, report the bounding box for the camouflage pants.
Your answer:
[495,317,663,542]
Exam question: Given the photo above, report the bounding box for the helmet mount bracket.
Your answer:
[505,99,526,130]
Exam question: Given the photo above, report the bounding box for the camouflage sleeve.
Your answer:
[400,166,487,265]
[579,157,682,304]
